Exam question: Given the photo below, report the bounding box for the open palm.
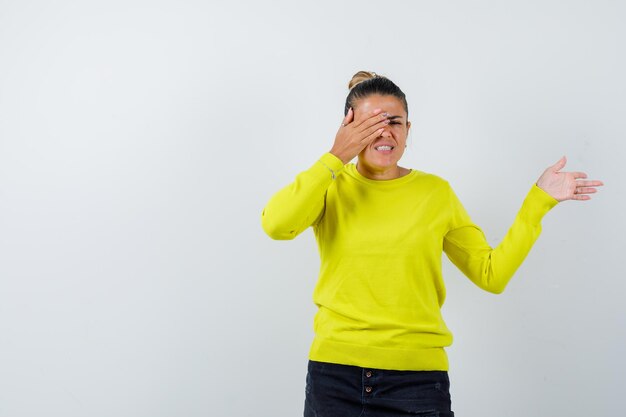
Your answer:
[536,156,604,202]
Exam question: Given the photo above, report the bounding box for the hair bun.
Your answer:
[348,71,379,90]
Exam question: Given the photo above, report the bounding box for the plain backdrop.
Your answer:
[0,1,624,416]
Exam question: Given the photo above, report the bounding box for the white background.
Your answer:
[1,1,624,416]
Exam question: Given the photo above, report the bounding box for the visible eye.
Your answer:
[389,121,401,125]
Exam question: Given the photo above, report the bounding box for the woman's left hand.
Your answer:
[536,156,604,202]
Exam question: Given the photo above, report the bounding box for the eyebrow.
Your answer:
[388,115,403,120]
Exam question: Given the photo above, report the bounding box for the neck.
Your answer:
[356,162,408,180]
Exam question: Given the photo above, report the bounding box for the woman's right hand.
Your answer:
[329,108,390,164]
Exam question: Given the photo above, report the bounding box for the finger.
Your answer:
[572,194,591,201]
[575,187,598,194]
[570,171,588,180]
[576,180,603,187]
[552,156,567,172]
[353,108,387,131]
[359,118,390,142]
[358,113,390,136]
[360,126,385,146]
[351,108,380,126]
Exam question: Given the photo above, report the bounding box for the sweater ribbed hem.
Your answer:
[309,337,449,371]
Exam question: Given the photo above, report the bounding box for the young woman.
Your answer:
[261,71,603,417]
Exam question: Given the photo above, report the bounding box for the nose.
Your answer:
[380,126,392,137]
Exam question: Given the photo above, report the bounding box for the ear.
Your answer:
[406,120,411,130]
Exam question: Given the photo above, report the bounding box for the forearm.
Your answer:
[444,184,559,293]
[261,153,344,240]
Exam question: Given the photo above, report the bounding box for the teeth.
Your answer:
[376,145,393,151]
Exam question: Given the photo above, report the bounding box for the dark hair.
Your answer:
[344,71,408,116]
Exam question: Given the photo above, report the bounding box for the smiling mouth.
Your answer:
[375,145,394,151]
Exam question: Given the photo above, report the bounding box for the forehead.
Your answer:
[354,94,406,117]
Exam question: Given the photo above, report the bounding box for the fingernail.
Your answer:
[382,112,390,118]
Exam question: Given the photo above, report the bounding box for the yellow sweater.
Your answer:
[262,153,558,371]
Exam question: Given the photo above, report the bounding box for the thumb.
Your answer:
[552,155,567,172]
[342,107,354,125]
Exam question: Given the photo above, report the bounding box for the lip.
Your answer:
[371,141,396,152]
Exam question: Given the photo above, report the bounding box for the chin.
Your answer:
[365,150,402,165]
[360,154,402,170]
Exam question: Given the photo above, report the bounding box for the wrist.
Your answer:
[329,149,351,165]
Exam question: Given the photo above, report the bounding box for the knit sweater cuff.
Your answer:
[317,152,346,179]
[520,184,559,224]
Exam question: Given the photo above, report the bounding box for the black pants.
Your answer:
[304,360,455,417]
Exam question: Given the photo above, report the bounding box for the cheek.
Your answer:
[392,126,408,139]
